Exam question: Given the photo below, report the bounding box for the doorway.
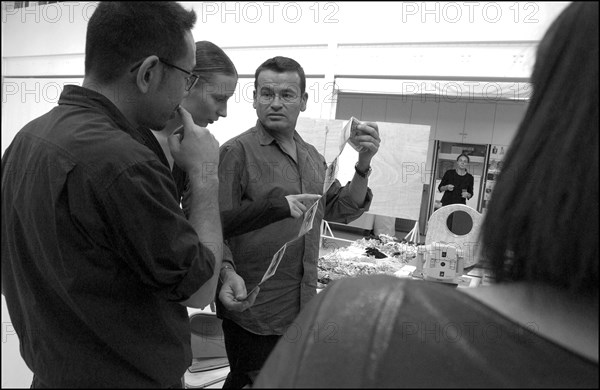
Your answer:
[428,141,489,220]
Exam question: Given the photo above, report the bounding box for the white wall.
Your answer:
[1,2,571,388]
[2,2,570,150]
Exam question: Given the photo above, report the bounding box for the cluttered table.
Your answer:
[318,204,494,290]
[317,233,491,290]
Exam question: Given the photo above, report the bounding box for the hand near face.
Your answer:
[285,194,322,218]
[168,106,219,175]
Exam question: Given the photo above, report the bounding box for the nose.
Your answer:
[270,95,283,109]
[217,106,227,118]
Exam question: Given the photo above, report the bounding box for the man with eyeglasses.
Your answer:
[215,56,381,388]
[130,57,200,92]
[1,2,244,388]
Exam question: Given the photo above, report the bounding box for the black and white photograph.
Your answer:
[2,2,597,388]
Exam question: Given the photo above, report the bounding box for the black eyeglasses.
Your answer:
[130,57,199,91]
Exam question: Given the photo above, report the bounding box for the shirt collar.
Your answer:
[58,85,138,137]
[254,119,308,151]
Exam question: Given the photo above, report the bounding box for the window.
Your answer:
[12,1,61,9]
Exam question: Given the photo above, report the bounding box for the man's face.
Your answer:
[150,31,197,130]
[253,70,308,133]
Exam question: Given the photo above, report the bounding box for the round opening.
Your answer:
[446,210,473,236]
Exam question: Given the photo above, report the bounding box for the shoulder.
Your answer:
[220,127,257,153]
[19,105,161,174]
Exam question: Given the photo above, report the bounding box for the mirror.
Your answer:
[446,210,473,236]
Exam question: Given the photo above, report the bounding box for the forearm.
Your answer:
[347,160,370,205]
[221,197,289,239]
[181,171,223,308]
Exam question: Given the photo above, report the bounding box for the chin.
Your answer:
[264,118,288,128]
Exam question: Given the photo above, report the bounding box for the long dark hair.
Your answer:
[85,2,197,83]
[480,2,598,297]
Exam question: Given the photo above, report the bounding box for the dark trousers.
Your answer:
[221,318,281,389]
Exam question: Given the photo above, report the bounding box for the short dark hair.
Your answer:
[480,2,598,298]
[456,153,470,163]
[254,56,306,95]
[85,2,197,83]
[193,41,238,83]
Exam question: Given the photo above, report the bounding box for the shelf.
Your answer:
[438,153,485,164]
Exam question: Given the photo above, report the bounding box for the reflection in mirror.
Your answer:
[446,210,473,236]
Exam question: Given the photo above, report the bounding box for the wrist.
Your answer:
[219,263,236,283]
[354,162,372,179]
[188,171,219,190]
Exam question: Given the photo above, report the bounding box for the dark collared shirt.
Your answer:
[1,85,215,388]
[216,120,372,335]
[135,127,291,240]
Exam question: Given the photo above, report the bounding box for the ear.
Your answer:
[252,89,258,110]
[300,91,308,112]
[134,55,161,93]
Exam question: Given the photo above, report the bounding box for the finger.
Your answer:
[355,134,381,146]
[226,279,248,301]
[291,205,302,218]
[176,106,195,136]
[234,288,248,302]
[297,194,322,202]
[358,142,379,154]
[295,202,307,213]
[244,286,260,306]
[167,131,183,151]
[357,123,380,140]
[172,125,184,138]
[363,121,379,132]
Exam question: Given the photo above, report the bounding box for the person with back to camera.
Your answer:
[254,2,598,387]
[438,153,474,207]
[216,56,381,388]
[1,2,250,388]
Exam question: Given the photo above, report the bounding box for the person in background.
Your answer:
[150,40,239,199]
[254,2,598,387]
[438,153,474,207]
[216,56,380,388]
[139,41,320,307]
[2,2,227,387]
[150,41,320,240]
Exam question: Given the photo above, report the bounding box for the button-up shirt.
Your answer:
[1,85,215,387]
[216,120,372,335]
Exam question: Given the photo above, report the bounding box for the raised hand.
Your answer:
[168,106,219,175]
